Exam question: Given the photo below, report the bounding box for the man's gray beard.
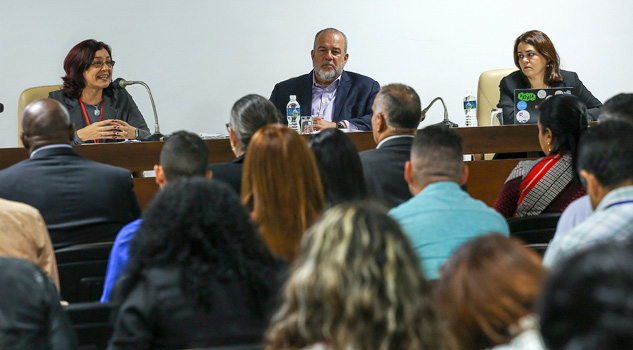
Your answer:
[316,64,344,83]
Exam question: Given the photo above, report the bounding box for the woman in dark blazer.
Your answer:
[49,39,150,144]
[498,30,602,125]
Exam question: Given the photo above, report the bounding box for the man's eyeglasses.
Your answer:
[91,60,116,68]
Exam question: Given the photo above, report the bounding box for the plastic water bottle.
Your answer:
[464,89,478,127]
[286,95,301,132]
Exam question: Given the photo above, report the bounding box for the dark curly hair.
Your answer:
[62,39,113,98]
[122,178,283,314]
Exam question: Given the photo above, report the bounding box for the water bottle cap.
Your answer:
[290,95,297,101]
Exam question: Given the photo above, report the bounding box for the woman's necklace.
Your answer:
[88,102,102,116]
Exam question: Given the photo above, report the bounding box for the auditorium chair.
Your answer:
[64,302,117,350]
[507,213,562,256]
[55,242,114,303]
[17,84,63,146]
[476,68,517,127]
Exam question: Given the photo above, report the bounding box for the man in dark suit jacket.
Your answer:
[360,84,422,209]
[0,99,141,248]
[269,28,379,131]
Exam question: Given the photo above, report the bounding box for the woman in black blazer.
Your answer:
[498,30,602,125]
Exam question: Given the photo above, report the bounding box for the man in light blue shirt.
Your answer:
[100,131,211,302]
[544,121,633,267]
[390,125,509,279]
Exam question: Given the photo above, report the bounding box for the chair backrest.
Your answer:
[64,301,117,350]
[476,68,517,126]
[17,85,64,146]
[507,213,562,255]
[55,242,114,303]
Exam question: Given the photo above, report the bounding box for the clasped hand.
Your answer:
[77,120,136,141]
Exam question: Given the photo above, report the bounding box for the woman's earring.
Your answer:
[547,142,551,153]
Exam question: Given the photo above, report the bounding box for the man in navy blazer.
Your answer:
[0,99,141,248]
[270,28,380,131]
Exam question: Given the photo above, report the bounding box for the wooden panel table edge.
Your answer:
[0,125,542,209]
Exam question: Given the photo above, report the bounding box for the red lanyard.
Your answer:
[79,99,104,143]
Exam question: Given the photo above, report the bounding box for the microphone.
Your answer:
[421,97,458,127]
[0,103,4,113]
[111,78,166,141]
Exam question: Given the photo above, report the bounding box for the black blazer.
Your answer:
[498,69,603,125]
[359,136,414,209]
[269,70,380,130]
[208,155,244,196]
[49,88,150,144]
[0,147,141,248]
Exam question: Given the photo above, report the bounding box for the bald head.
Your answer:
[21,99,74,153]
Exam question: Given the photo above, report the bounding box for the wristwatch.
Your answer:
[336,121,346,129]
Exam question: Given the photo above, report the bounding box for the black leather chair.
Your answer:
[507,213,562,256]
[55,242,113,303]
[64,301,116,350]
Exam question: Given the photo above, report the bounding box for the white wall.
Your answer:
[1,0,631,148]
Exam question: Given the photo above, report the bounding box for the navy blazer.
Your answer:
[498,69,603,125]
[0,147,141,248]
[269,70,380,130]
[359,136,414,209]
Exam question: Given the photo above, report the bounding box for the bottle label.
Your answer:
[287,108,300,117]
[463,101,476,109]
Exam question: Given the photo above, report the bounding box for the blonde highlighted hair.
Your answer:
[266,202,454,350]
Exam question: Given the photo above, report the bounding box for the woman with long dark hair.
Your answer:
[49,39,150,143]
[494,94,588,217]
[108,178,284,349]
[308,128,368,206]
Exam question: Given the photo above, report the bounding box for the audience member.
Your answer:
[101,131,211,302]
[436,234,546,350]
[555,92,633,239]
[108,178,284,349]
[360,83,422,208]
[242,124,325,261]
[266,202,455,350]
[308,128,368,206]
[390,125,509,279]
[0,198,59,289]
[494,94,587,218]
[210,94,280,195]
[0,257,77,349]
[0,99,140,248]
[540,241,633,350]
[544,121,633,266]
[269,28,380,131]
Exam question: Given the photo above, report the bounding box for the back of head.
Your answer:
[375,83,422,130]
[230,94,281,152]
[242,124,325,261]
[539,94,588,179]
[577,120,633,188]
[126,178,279,312]
[160,131,208,182]
[436,234,545,350]
[21,99,72,150]
[598,93,633,124]
[266,202,448,350]
[410,124,463,184]
[308,128,367,206]
[540,241,633,350]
